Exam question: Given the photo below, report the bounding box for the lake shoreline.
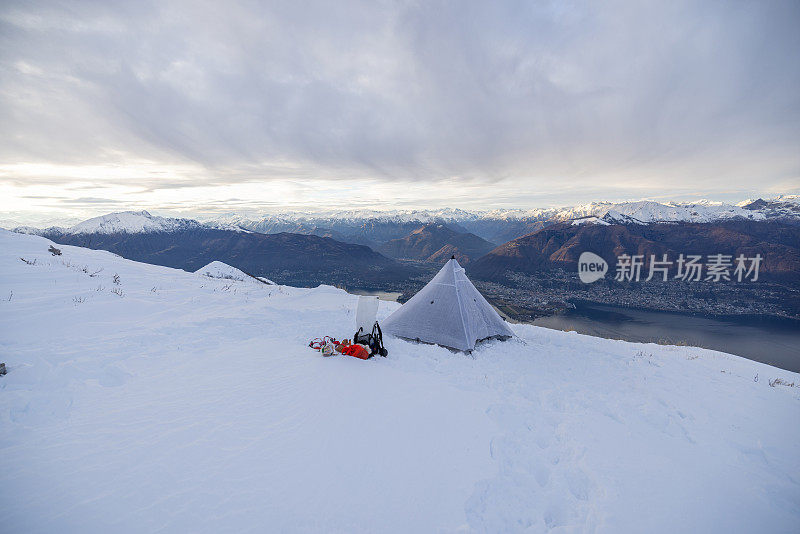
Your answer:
[560,298,800,327]
[531,301,800,373]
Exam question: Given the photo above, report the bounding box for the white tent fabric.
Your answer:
[382,258,514,351]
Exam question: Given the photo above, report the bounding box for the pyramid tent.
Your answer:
[382,258,514,351]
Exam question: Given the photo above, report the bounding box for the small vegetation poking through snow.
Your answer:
[769,377,796,388]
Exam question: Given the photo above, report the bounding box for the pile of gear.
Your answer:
[308,327,386,360]
[308,296,388,360]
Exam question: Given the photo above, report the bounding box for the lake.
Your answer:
[533,302,800,373]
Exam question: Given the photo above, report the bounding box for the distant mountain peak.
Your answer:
[739,197,800,218]
[40,210,249,235]
[65,210,201,235]
[379,222,495,263]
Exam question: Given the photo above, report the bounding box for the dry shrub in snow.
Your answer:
[769,378,796,388]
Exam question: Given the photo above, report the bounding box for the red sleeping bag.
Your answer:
[341,344,370,360]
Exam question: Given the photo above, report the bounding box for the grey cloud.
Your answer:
[67,184,113,190]
[0,0,798,192]
[31,196,126,210]
[61,197,123,204]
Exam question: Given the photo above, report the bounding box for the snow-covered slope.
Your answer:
[1,229,798,533]
[195,260,273,285]
[65,210,204,234]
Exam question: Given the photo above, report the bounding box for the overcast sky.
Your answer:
[1,0,798,222]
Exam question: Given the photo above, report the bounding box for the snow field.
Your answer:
[1,229,798,533]
[195,260,273,285]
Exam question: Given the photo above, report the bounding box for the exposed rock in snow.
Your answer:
[739,196,800,220]
[570,216,611,226]
[600,209,645,225]
[1,228,798,532]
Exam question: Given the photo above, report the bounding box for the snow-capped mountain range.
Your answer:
[8,196,800,235]
[198,196,799,246]
[13,210,249,236]
[7,197,798,250]
[205,196,798,226]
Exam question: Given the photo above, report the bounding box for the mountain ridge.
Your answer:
[378,223,495,264]
[32,227,412,288]
[469,220,800,282]
[9,197,799,246]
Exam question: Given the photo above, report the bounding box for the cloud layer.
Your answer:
[1,0,798,217]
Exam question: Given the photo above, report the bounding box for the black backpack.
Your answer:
[354,321,388,357]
